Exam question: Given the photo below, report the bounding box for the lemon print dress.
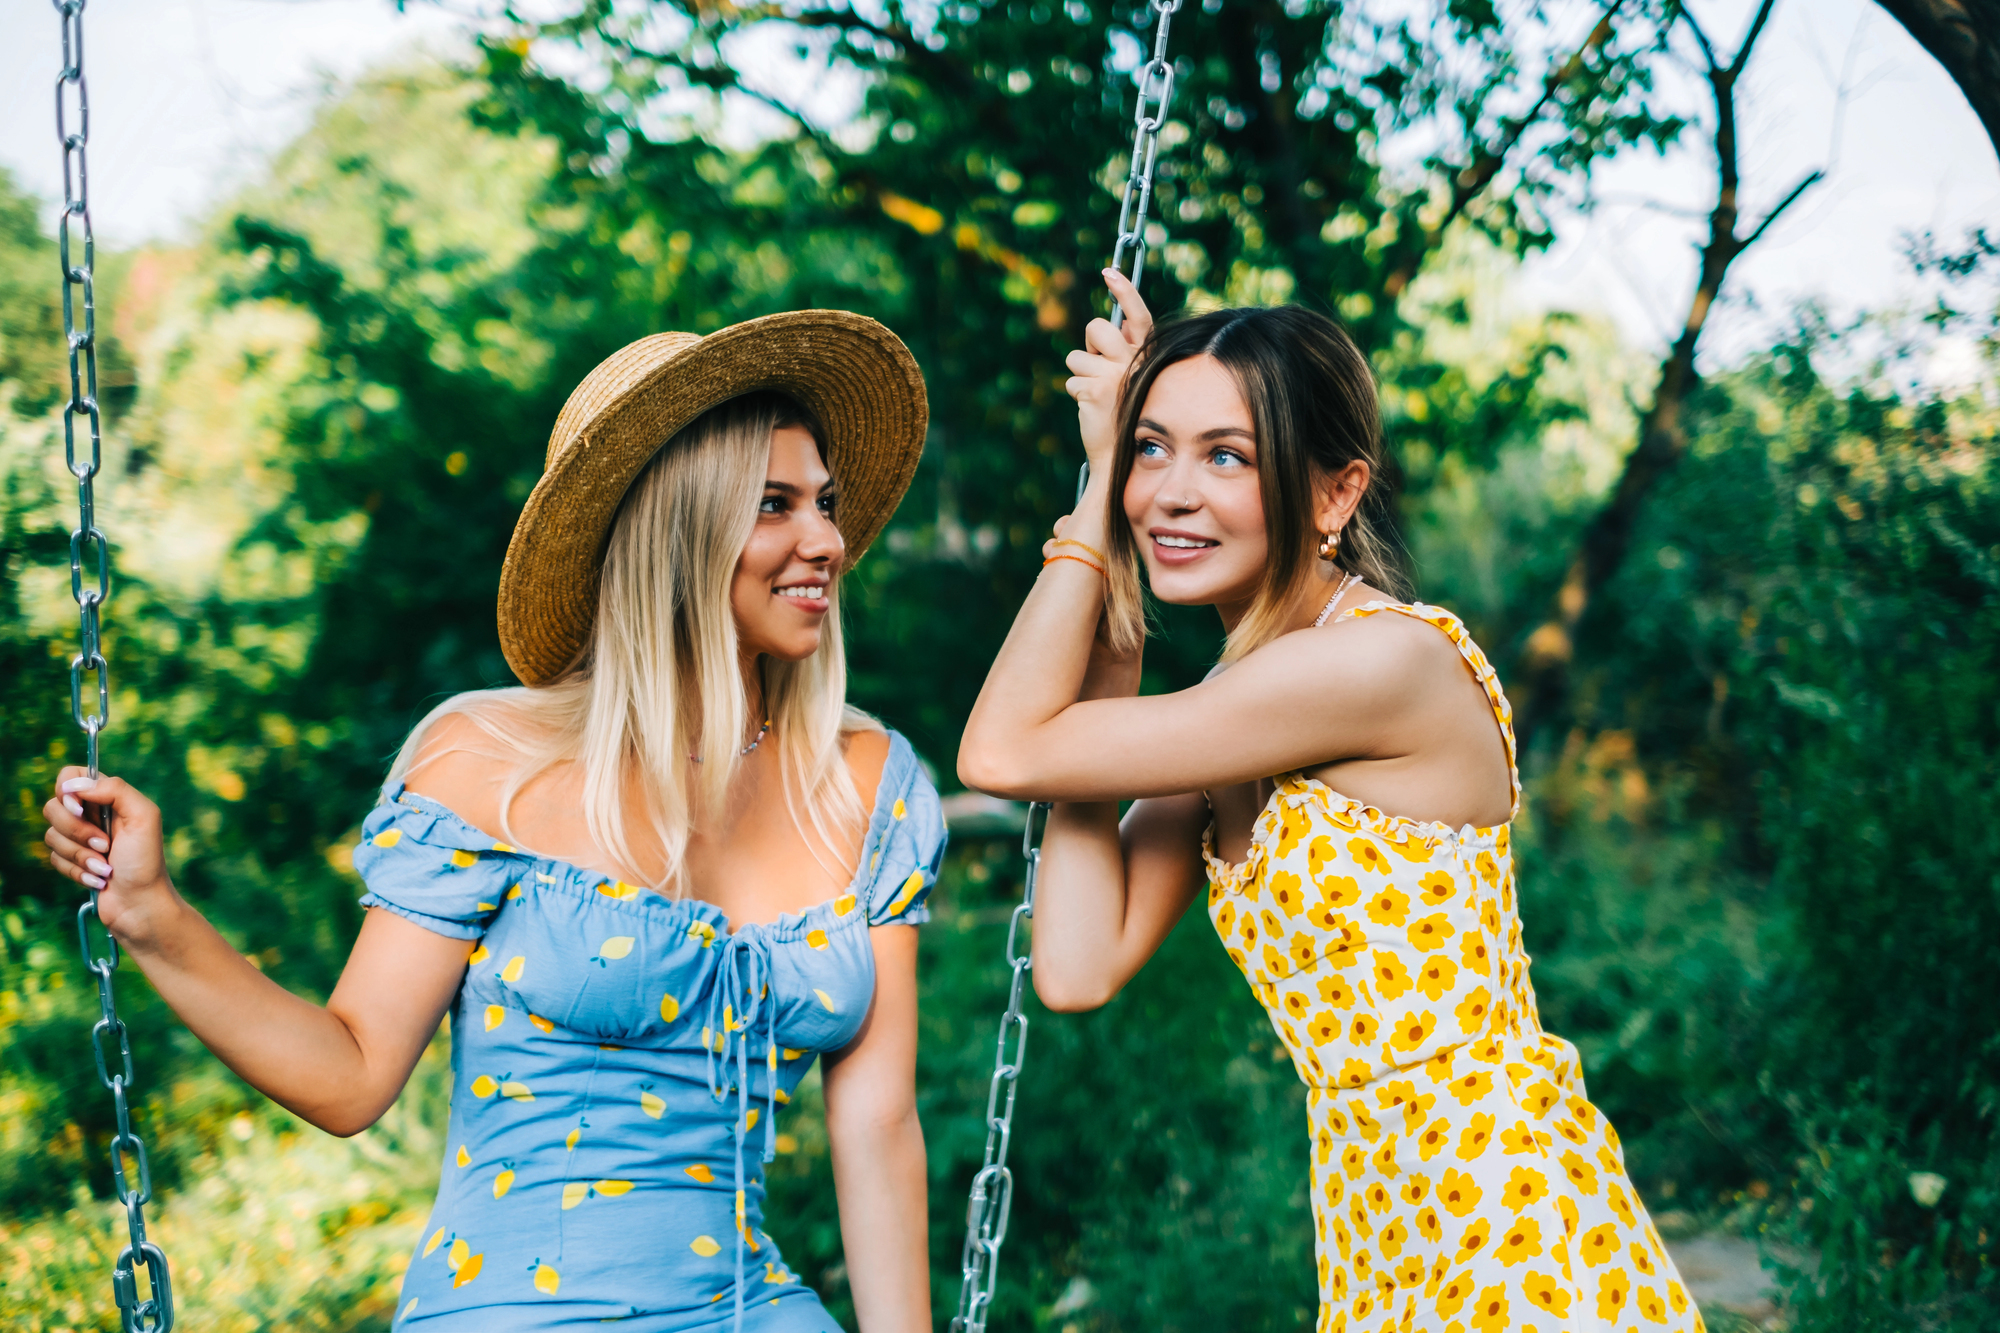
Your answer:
[1203,603,1702,1333]
[352,730,945,1331]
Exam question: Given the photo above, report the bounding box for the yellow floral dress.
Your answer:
[1203,602,1701,1333]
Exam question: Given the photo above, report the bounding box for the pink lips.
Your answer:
[1148,528,1219,567]
[773,582,830,614]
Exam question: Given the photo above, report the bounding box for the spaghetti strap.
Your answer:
[1334,598,1522,820]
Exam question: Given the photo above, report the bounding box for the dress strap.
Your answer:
[705,930,779,1333]
[1334,600,1522,821]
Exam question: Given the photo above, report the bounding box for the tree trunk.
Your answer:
[1876,0,2000,160]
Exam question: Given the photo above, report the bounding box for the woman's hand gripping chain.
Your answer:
[44,769,179,950]
[1063,267,1155,475]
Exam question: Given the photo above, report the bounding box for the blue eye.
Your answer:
[1213,448,1248,468]
[1136,438,1168,458]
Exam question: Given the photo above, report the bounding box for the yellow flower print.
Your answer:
[1597,1141,1622,1176]
[1388,835,1434,864]
[1378,1217,1409,1260]
[1405,913,1454,952]
[1469,1284,1511,1333]
[1501,1165,1549,1212]
[1349,838,1394,875]
[1456,1113,1496,1160]
[1375,1079,1435,1125]
[1306,834,1337,877]
[1607,1181,1638,1227]
[1415,1205,1442,1242]
[1459,932,1491,972]
[1323,927,1367,970]
[1269,870,1304,915]
[1453,1218,1492,1265]
[1553,1117,1588,1147]
[1315,875,1363,915]
[1341,1144,1369,1180]
[1560,1150,1599,1195]
[1558,1195,1580,1239]
[1414,956,1459,1002]
[1350,1248,1374,1283]
[1634,1283,1668,1323]
[1288,933,1318,970]
[1434,1269,1476,1318]
[1566,1096,1600,1130]
[1596,1268,1632,1321]
[1214,901,1237,937]
[1479,900,1502,935]
[1323,1105,1351,1136]
[1452,988,1493,1037]
[1630,1241,1659,1277]
[1521,1269,1572,1319]
[1415,870,1456,907]
[1261,943,1292,977]
[1327,1264,1349,1301]
[1370,952,1413,1000]
[1447,1070,1494,1107]
[1387,1009,1437,1054]
[1468,1036,1505,1065]
[1308,1010,1344,1045]
[1474,849,1500,885]
[1423,1047,1455,1081]
[1578,1223,1620,1267]
[1668,1281,1691,1315]
[1348,1101,1382,1141]
[1338,1059,1373,1089]
[1398,1173,1430,1207]
[1239,915,1260,950]
[1282,990,1310,1021]
[1349,1290,1374,1321]
[1369,1137,1401,1178]
[1496,1215,1544,1266]
[1523,1079,1561,1118]
[1363,1179,1394,1215]
[1331,1215,1353,1261]
[1316,975,1357,1008]
[1392,1255,1424,1290]
[1363,885,1409,925]
[1349,1013,1381,1046]
[1415,1117,1451,1161]
[1498,1121,1540,1155]
[1260,909,1286,939]
[1494,825,1510,856]
[1314,1125,1336,1165]
[1277,803,1311,858]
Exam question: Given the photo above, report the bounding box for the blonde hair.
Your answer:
[389,392,873,892]
[1102,306,1409,662]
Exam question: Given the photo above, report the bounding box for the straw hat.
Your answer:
[497,309,927,686]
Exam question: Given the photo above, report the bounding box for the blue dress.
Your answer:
[352,731,945,1331]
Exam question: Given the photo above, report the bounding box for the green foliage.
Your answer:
[0,17,1994,1331]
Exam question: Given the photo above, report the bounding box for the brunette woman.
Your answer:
[959,274,1699,1333]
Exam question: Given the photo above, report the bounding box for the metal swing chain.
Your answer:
[949,8,1180,1330]
[1108,0,1183,329]
[53,3,176,1330]
[948,802,1045,1333]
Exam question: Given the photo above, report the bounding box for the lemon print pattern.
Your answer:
[1202,603,1700,1333]
[352,728,943,1330]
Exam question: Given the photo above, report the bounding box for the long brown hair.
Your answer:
[1101,305,1408,659]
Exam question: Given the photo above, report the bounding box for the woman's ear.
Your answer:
[1314,460,1371,536]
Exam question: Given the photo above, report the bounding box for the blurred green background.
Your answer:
[2,2,1998,1330]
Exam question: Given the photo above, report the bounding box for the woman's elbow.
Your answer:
[956,740,1032,800]
[1032,967,1118,1014]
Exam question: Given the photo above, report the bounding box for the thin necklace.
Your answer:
[689,719,771,764]
[1314,571,1362,628]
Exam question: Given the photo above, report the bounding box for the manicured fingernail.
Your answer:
[61,777,94,793]
[87,857,111,876]
[64,797,83,817]
[89,837,108,852]
[81,873,103,890]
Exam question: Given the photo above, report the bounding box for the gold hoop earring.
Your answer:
[1318,528,1342,561]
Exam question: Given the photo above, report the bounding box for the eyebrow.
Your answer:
[1135,417,1256,443]
[762,480,837,496]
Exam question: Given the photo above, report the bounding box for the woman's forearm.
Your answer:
[829,1107,929,1332]
[1032,799,1132,1010]
[118,895,397,1134]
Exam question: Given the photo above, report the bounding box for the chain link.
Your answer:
[53,4,175,1329]
[1109,0,1182,328]
[949,801,1046,1333]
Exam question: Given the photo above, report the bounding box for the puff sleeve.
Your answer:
[351,788,525,940]
[860,732,948,926]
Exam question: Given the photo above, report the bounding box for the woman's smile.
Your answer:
[1149,527,1222,565]
[774,580,830,612]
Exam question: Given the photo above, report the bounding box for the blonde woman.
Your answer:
[42,313,944,1332]
[958,274,1698,1332]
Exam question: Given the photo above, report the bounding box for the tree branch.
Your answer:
[1730,0,1783,76]
[1741,167,1826,248]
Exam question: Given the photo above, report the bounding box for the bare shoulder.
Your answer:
[402,706,528,833]
[1235,601,1464,703]
[840,723,893,812]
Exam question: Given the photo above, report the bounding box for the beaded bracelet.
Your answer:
[1043,553,1106,577]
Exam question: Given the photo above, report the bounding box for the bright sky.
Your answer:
[1,0,1993,378]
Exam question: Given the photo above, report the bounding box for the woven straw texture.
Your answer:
[497,310,927,686]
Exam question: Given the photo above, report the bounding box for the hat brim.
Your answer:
[497,310,927,686]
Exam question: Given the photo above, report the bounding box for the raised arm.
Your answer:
[43,771,470,1137]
